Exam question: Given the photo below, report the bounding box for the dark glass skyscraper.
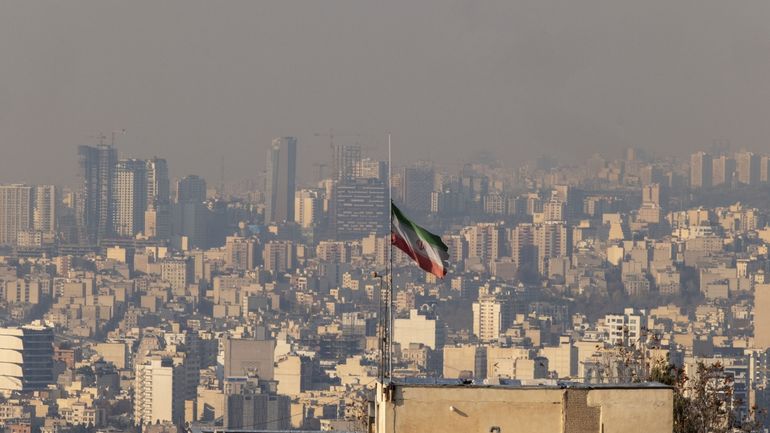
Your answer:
[0,324,54,393]
[333,178,388,240]
[402,164,435,213]
[176,175,207,204]
[265,137,297,224]
[77,144,117,244]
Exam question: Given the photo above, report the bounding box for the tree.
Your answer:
[646,358,765,433]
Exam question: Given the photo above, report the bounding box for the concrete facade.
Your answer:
[375,382,672,433]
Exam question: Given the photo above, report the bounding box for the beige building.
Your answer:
[0,184,32,246]
[262,240,295,273]
[712,154,735,186]
[473,295,511,342]
[485,347,547,380]
[443,346,486,378]
[374,382,673,433]
[464,223,503,263]
[224,236,259,271]
[222,337,275,380]
[294,188,321,229]
[690,151,712,188]
[134,358,175,425]
[755,283,770,349]
[196,387,225,422]
[95,342,129,369]
[393,309,443,351]
[274,354,312,396]
[160,257,194,293]
[4,279,42,304]
[539,336,578,379]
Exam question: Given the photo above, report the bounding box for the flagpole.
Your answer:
[387,132,393,381]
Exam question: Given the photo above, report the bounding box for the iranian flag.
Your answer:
[391,202,449,278]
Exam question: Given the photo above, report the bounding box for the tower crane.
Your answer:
[313,129,362,151]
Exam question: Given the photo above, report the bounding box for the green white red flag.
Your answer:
[391,202,449,278]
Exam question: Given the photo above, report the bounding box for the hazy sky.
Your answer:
[1,0,770,186]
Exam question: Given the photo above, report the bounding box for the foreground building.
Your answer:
[374,380,673,433]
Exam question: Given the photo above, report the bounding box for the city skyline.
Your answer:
[1,1,770,432]
[3,0,770,186]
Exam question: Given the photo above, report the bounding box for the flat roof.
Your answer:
[387,378,673,389]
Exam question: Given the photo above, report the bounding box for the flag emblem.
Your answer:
[390,202,449,278]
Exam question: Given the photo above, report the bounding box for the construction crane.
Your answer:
[87,129,126,147]
[313,129,361,151]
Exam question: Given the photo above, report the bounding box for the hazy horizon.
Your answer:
[2,0,770,186]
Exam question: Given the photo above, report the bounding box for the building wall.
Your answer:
[95,342,128,370]
[265,137,297,223]
[755,284,770,349]
[376,384,673,433]
[394,309,440,350]
[0,325,54,394]
[222,338,275,380]
[443,346,485,378]
[0,185,32,246]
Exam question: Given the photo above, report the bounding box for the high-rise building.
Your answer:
[333,143,362,181]
[761,156,770,183]
[542,195,566,222]
[356,158,387,181]
[144,202,171,240]
[712,155,735,186]
[294,189,321,229]
[510,223,537,271]
[755,284,770,350]
[160,256,195,292]
[262,240,295,274]
[145,157,170,207]
[509,222,570,276]
[402,165,435,212]
[225,236,259,271]
[0,185,32,246]
[535,222,570,275]
[176,175,207,204]
[173,176,208,249]
[689,151,712,189]
[112,159,147,237]
[134,357,175,425]
[77,144,117,244]
[333,179,388,240]
[223,377,290,430]
[473,294,511,342]
[642,183,661,206]
[735,151,760,186]
[265,137,297,223]
[32,185,57,234]
[464,223,503,263]
[316,241,350,263]
[0,324,54,394]
[172,202,208,250]
[133,354,197,426]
